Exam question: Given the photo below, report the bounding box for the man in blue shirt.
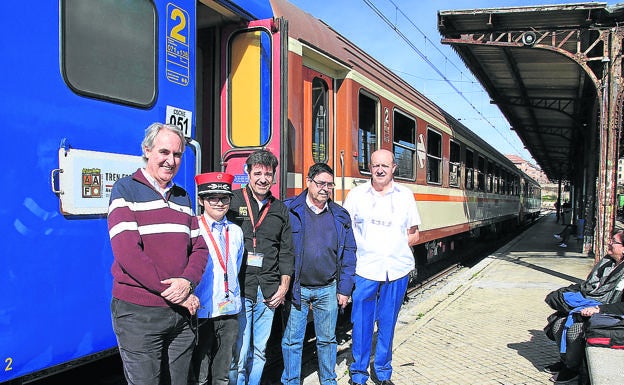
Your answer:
[281,163,356,385]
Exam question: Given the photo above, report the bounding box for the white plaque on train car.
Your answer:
[166,105,193,137]
[57,148,144,215]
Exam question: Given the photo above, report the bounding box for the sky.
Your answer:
[288,0,619,166]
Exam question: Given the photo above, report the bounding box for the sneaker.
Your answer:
[554,234,562,240]
[553,367,578,384]
[559,243,567,248]
[544,361,564,374]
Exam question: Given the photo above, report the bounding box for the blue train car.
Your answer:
[0,0,273,383]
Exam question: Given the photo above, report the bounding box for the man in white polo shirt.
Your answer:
[343,149,421,385]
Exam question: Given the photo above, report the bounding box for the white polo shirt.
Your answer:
[343,180,421,281]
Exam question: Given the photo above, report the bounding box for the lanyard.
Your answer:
[200,215,230,297]
[242,188,271,251]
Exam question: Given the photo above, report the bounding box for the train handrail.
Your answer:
[340,150,345,202]
[186,138,201,200]
[50,168,63,195]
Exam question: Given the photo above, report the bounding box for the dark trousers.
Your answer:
[111,298,195,385]
[189,315,239,385]
[552,315,585,369]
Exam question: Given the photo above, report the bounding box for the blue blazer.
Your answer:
[284,191,356,308]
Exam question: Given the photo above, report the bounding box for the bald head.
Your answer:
[369,149,396,191]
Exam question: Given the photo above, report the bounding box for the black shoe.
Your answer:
[350,380,365,385]
[554,367,578,384]
[544,361,564,374]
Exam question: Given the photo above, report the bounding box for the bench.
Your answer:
[585,346,624,384]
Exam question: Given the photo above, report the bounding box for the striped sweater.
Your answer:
[107,169,208,307]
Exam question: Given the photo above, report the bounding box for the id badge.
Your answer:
[247,252,264,267]
[218,299,236,313]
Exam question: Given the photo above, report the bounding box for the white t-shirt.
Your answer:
[343,180,421,281]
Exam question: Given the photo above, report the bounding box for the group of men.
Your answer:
[107,123,421,385]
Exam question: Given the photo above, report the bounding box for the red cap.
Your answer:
[195,172,234,196]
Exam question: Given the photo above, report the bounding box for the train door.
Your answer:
[220,19,288,197]
[302,67,334,189]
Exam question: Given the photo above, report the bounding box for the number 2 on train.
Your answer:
[169,8,187,43]
[4,357,13,372]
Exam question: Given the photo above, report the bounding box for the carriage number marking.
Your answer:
[169,8,187,43]
[4,357,12,372]
[166,4,190,86]
[166,106,193,137]
[383,107,391,143]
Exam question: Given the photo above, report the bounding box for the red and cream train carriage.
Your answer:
[208,0,540,265]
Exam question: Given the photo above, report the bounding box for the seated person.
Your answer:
[544,230,624,384]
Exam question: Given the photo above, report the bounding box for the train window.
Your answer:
[393,110,416,180]
[229,29,272,147]
[494,166,501,194]
[502,170,506,194]
[487,161,494,193]
[449,140,461,188]
[511,175,516,195]
[465,149,474,190]
[61,0,156,107]
[477,156,485,191]
[311,77,329,163]
[426,129,442,185]
[358,92,378,172]
[504,172,509,195]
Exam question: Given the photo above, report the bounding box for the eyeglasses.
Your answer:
[205,196,232,205]
[610,238,622,245]
[309,179,335,189]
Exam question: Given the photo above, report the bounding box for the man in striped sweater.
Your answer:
[107,123,208,385]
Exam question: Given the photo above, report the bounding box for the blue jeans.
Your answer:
[349,275,408,384]
[111,298,195,385]
[282,281,339,385]
[229,287,275,385]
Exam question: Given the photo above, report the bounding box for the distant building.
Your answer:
[506,154,558,206]
[505,154,550,184]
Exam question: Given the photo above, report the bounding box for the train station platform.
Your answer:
[314,213,596,385]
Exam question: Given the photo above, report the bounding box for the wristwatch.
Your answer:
[183,278,195,294]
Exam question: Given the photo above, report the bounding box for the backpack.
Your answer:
[585,313,624,349]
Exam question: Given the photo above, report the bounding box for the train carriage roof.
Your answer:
[270,0,448,125]
[270,0,523,173]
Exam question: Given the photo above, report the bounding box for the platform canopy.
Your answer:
[438,2,624,182]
